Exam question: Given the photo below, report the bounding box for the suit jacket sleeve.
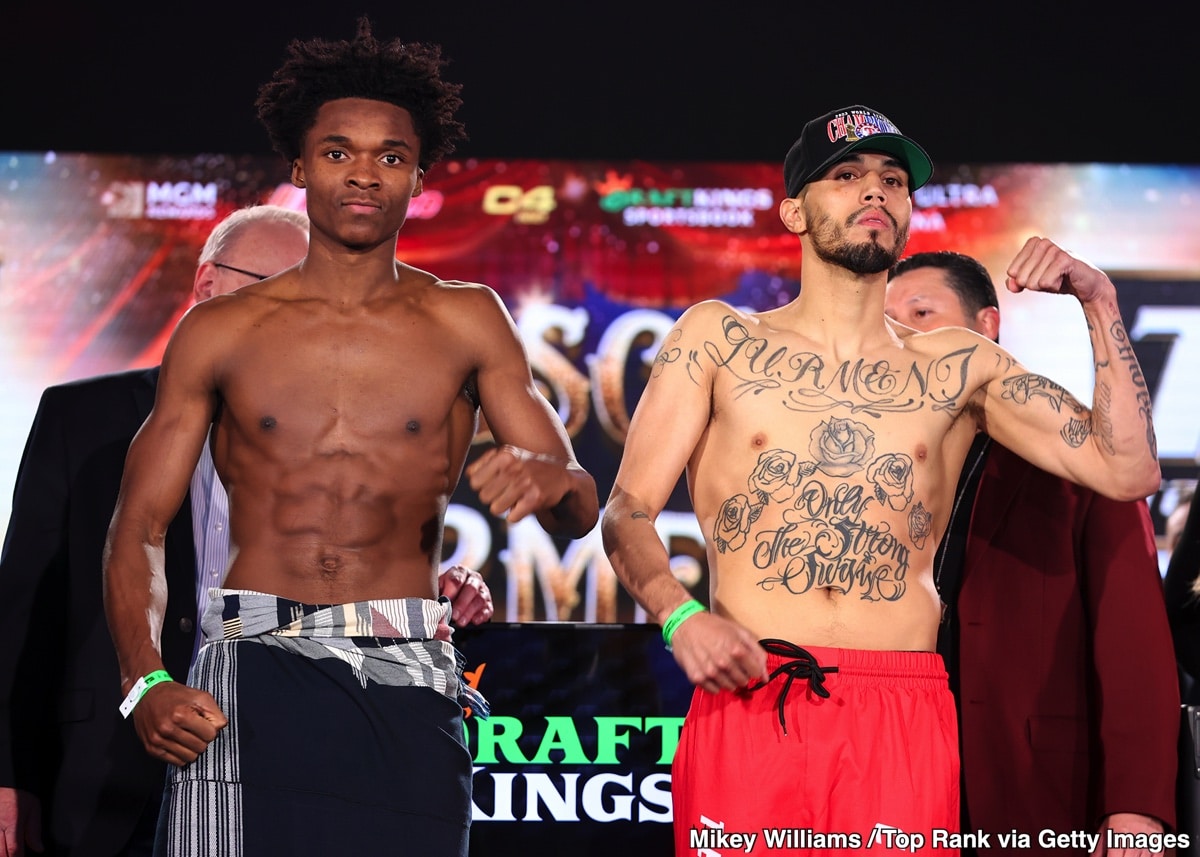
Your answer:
[0,387,71,794]
[1083,494,1179,829]
[1165,498,1200,680]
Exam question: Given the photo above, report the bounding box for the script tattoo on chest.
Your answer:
[683,315,977,417]
[713,421,933,603]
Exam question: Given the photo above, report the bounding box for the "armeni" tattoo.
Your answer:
[680,315,976,418]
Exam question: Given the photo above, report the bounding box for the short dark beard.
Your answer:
[806,205,909,275]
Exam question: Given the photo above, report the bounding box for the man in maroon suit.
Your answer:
[886,250,1178,855]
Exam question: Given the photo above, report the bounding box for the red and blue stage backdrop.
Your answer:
[2,153,1199,622]
[2,152,1199,853]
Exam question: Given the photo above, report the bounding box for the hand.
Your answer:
[466,445,572,524]
[668,611,769,694]
[0,788,42,857]
[1091,811,1163,857]
[439,564,495,625]
[1005,236,1115,304]
[132,681,228,766]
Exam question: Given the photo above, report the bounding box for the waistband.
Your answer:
[752,640,946,735]
[198,588,487,718]
[763,642,946,684]
[201,588,453,643]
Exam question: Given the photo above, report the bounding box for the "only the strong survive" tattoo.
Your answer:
[713,420,931,602]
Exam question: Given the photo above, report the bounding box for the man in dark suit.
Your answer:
[886,250,1179,854]
[0,204,494,856]
[0,205,310,857]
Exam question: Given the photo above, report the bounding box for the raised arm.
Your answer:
[978,237,1160,501]
[462,286,598,538]
[102,304,228,764]
[601,301,768,692]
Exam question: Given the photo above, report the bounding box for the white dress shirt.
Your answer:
[189,438,231,662]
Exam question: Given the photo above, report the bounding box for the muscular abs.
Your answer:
[213,320,479,605]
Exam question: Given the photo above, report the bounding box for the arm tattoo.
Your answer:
[1000,373,1099,449]
[1109,320,1158,457]
[1087,380,1115,454]
[999,373,1087,415]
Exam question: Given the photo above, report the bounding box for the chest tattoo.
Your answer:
[694,315,977,417]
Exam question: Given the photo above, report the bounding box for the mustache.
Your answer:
[846,206,898,231]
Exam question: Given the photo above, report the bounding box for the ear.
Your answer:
[413,168,424,197]
[194,261,218,303]
[975,306,1001,342]
[778,196,806,235]
[290,158,305,188]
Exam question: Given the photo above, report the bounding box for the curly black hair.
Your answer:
[255,17,467,171]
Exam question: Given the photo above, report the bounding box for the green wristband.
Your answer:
[662,599,707,649]
[118,670,174,719]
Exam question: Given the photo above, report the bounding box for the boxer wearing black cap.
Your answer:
[783,104,933,198]
[603,103,1160,853]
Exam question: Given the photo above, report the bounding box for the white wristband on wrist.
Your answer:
[118,669,173,718]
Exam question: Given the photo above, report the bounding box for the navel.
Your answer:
[319,554,343,574]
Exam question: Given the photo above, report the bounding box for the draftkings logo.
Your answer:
[593,170,773,228]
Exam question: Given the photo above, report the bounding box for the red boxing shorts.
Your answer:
[673,641,959,856]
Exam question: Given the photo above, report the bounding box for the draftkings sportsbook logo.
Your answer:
[594,170,773,228]
[463,658,683,823]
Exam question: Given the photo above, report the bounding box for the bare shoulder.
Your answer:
[160,286,283,377]
[429,277,503,305]
[883,315,1022,405]
[424,277,513,328]
[674,298,748,334]
[885,315,995,358]
[171,290,250,340]
[681,298,744,322]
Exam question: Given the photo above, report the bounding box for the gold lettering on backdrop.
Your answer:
[519,304,592,439]
[588,309,677,445]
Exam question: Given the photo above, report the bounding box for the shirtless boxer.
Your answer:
[601,104,1160,854]
[103,19,597,857]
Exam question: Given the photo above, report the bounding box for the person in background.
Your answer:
[886,249,1177,855]
[1167,488,1194,558]
[0,203,495,857]
[1166,488,1200,701]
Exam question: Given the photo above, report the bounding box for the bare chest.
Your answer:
[217,311,472,442]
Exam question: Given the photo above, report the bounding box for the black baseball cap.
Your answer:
[783,105,933,198]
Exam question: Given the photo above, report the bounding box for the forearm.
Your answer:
[535,464,599,538]
[1082,292,1160,497]
[102,523,170,696]
[601,493,695,624]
